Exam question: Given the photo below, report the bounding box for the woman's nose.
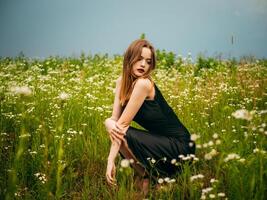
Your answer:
[141,59,146,66]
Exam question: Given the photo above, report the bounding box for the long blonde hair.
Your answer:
[120,39,156,106]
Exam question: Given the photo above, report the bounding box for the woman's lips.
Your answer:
[137,69,145,73]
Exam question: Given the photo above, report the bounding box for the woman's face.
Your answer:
[132,47,152,78]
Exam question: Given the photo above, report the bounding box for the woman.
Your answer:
[104,39,195,190]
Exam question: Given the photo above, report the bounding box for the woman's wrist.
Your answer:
[108,157,114,164]
[115,122,129,134]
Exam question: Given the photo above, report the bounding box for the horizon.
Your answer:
[1,0,267,60]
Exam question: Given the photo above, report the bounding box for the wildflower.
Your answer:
[204,149,218,160]
[204,154,212,160]
[253,148,266,154]
[193,157,199,161]
[190,174,204,182]
[189,154,196,158]
[19,133,31,138]
[168,178,176,183]
[208,141,214,146]
[218,192,226,197]
[10,86,32,96]
[164,177,170,182]
[210,178,218,183]
[190,133,200,141]
[203,143,208,148]
[96,106,104,112]
[181,155,191,161]
[151,158,156,164]
[209,194,216,198]
[232,109,253,121]
[224,153,240,162]
[158,178,164,184]
[171,159,177,164]
[253,148,259,153]
[259,110,267,115]
[202,187,213,194]
[120,159,130,168]
[189,142,194,147]
[29,151,37,155]
[215,139,221,145]
[34,172,47,184]
[59,92,70,100]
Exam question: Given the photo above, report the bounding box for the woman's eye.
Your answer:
[147,60,151,64]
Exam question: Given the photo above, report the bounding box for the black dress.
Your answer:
[122,83,195,177]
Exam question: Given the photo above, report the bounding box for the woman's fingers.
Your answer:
[106,176,114,186]
[111,128,125,138]
[106,161,117,185]
[110,133,119,141]
[113,126,124,135]
[106,173,114,184]
[115,123,123,132]
[111,130,125,141]
[106,172,117,186]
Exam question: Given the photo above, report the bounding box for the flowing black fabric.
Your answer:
[122,84,195,177]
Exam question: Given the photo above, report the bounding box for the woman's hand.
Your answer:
[105,118,126,141]
[106,160,117,186]
[111,123,126,141]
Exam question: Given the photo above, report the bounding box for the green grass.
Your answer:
[0,54,266,199]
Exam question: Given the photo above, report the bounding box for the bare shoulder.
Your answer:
[134,78,153,91]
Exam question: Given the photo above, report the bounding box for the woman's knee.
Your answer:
[104,117,116,130]
[124,126,142,140]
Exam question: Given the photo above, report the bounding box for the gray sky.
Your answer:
[0,0,267,59]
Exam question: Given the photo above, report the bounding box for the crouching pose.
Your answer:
[104,39,195,193]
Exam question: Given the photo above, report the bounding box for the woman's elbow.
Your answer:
[104,117,116,125]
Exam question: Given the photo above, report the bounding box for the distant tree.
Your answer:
[140,33,146,39]
[18,51,25,58]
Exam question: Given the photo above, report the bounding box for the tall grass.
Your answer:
[0,54,266,199]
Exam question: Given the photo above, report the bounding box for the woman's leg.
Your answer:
[105,118,150,195]
[120,139,146,176]
[104,118,146,176]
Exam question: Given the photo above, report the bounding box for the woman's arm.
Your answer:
[105,78,152,185]
[110,76,123,121]
[116,78,152,128]
[108,78,152,160]
[105,76,124,141]
[105,76,123,185]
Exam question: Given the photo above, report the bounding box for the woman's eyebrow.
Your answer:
[140,55,151,60]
